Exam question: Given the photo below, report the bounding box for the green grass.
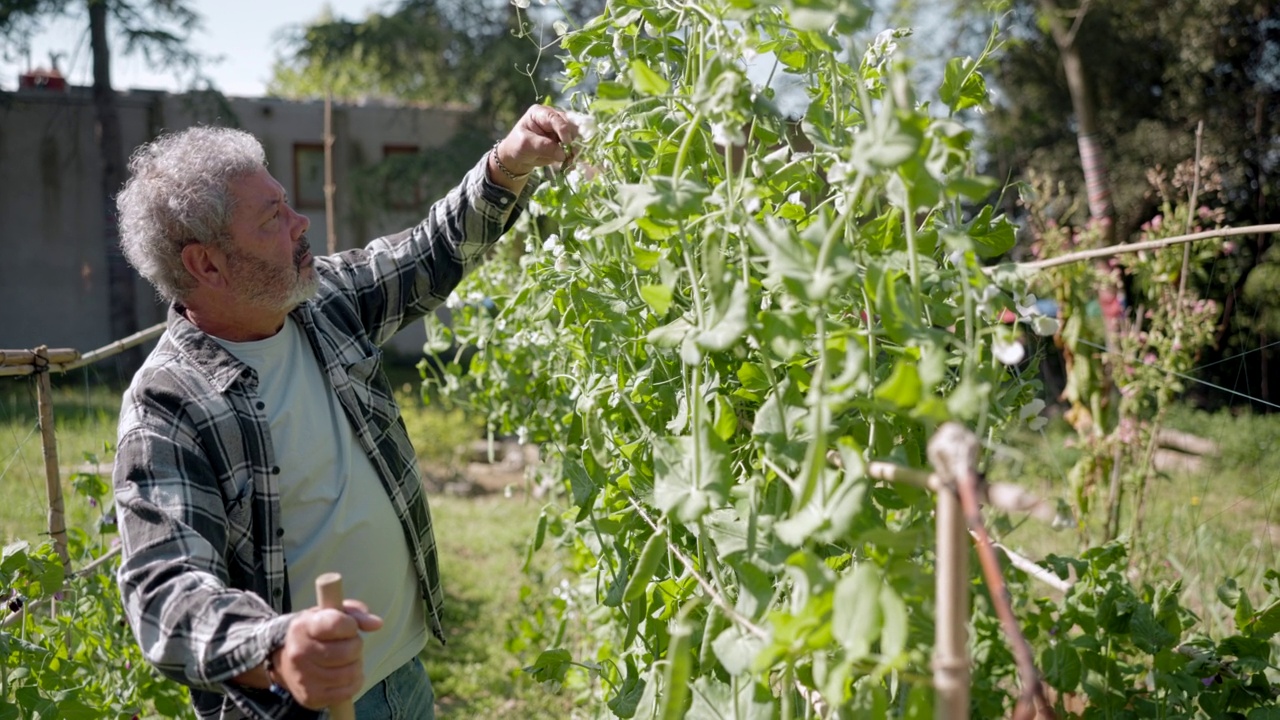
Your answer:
[424,494,576,718]
[0,371,122,544]
[985,406,1280,634]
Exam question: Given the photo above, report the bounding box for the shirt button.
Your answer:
[256,401,265,411]
[499,197,509,206]
[276,528,284,538]
[273,588,282,598]
[271,466,280,475]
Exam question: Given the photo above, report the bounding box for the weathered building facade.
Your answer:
[0,84,477,360]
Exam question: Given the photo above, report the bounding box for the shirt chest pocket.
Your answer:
[342,348,400,438]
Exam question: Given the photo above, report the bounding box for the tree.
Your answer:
[983,0,1280,406]
[269,0,604,222]
[271,0,605,131]
[3,0,202,375]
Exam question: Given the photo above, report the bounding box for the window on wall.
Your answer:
[293,143,326,209]
[383,145,423,210]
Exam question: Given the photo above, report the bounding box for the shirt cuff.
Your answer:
[475,158,539,231]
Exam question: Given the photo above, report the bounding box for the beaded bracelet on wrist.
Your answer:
[490,142,531,182]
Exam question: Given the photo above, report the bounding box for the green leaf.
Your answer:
[712,395,737,442]
[640,284,674,316]
[563,457,597,508]
[878,585,908,659]
[653,424,732,525]
[630,59,671,96]
[608,663,647,718]
[939,56,987,112]
[853,111,921,170]
[14,688,55,718]
[832,563,882,659]
[649,317,694,348]
[874,359,922,409]
[1129,603,1177,654]
[712,624,767,676]
[696,282,749,351]
[1041,642,1083,691]
[524,648,573,684]
[965,205,1016,258]
[1244,598,1280,638]
[1,541,29,575]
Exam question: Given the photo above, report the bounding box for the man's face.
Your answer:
[224,168,317,312]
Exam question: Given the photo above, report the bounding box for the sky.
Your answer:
[0,0,384,96]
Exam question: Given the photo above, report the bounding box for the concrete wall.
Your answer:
[0,87,479,362]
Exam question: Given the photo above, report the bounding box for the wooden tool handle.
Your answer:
[314,573,357,720]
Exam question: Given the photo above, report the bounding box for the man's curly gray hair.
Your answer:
[117,126,267,301]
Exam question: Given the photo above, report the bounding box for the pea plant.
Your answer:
[432,0,1278,716]
[1,462,192,720]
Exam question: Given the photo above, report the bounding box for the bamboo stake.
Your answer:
[1007,222,1280,273]
[0,365,37,378]
[0,349,78,367]
[57,321,164,373]
[315,573,356,720]
[324,92,337,256]
[926,425,972,720]
[34,347,70,568]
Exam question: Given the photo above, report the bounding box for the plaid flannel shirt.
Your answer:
[113,156,532,720]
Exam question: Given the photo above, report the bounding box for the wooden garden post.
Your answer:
[929,424,976,720]
[34,345,70,568]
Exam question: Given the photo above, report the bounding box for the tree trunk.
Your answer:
[89,0,141,377]
[1038,0,1117,247]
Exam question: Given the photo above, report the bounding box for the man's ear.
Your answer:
[180,243,230,290]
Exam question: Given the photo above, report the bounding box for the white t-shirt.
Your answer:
[215,317,426,700]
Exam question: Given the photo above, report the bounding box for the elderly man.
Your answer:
[112,105,577,720]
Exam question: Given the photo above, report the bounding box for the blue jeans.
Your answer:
[354,656,435,720]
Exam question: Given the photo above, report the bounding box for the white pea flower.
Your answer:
[574,226,591,243]
[613,31,626,58]
[976,285,1001,315]
[542,233,565,257]
[566,111,597,139]
[1015,293,1039,318]
[744,196,762,214]
[711,121,746,147]
[445,292,463,310]
[1031,315,1061,337]
[516,425,529,445]
[596,58,613,75]
[554,20,569,35]
[555,255,570,272]
[787,191,804,208]
[466,291,485,304]
[1019,398,1049,432]
[947,250,965,267]
[993,337,1026,366]
[565,167,584,190]
[762,145,791,167]
[511,0,530,8]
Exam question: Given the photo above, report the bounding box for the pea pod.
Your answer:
[623,524,667,603]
